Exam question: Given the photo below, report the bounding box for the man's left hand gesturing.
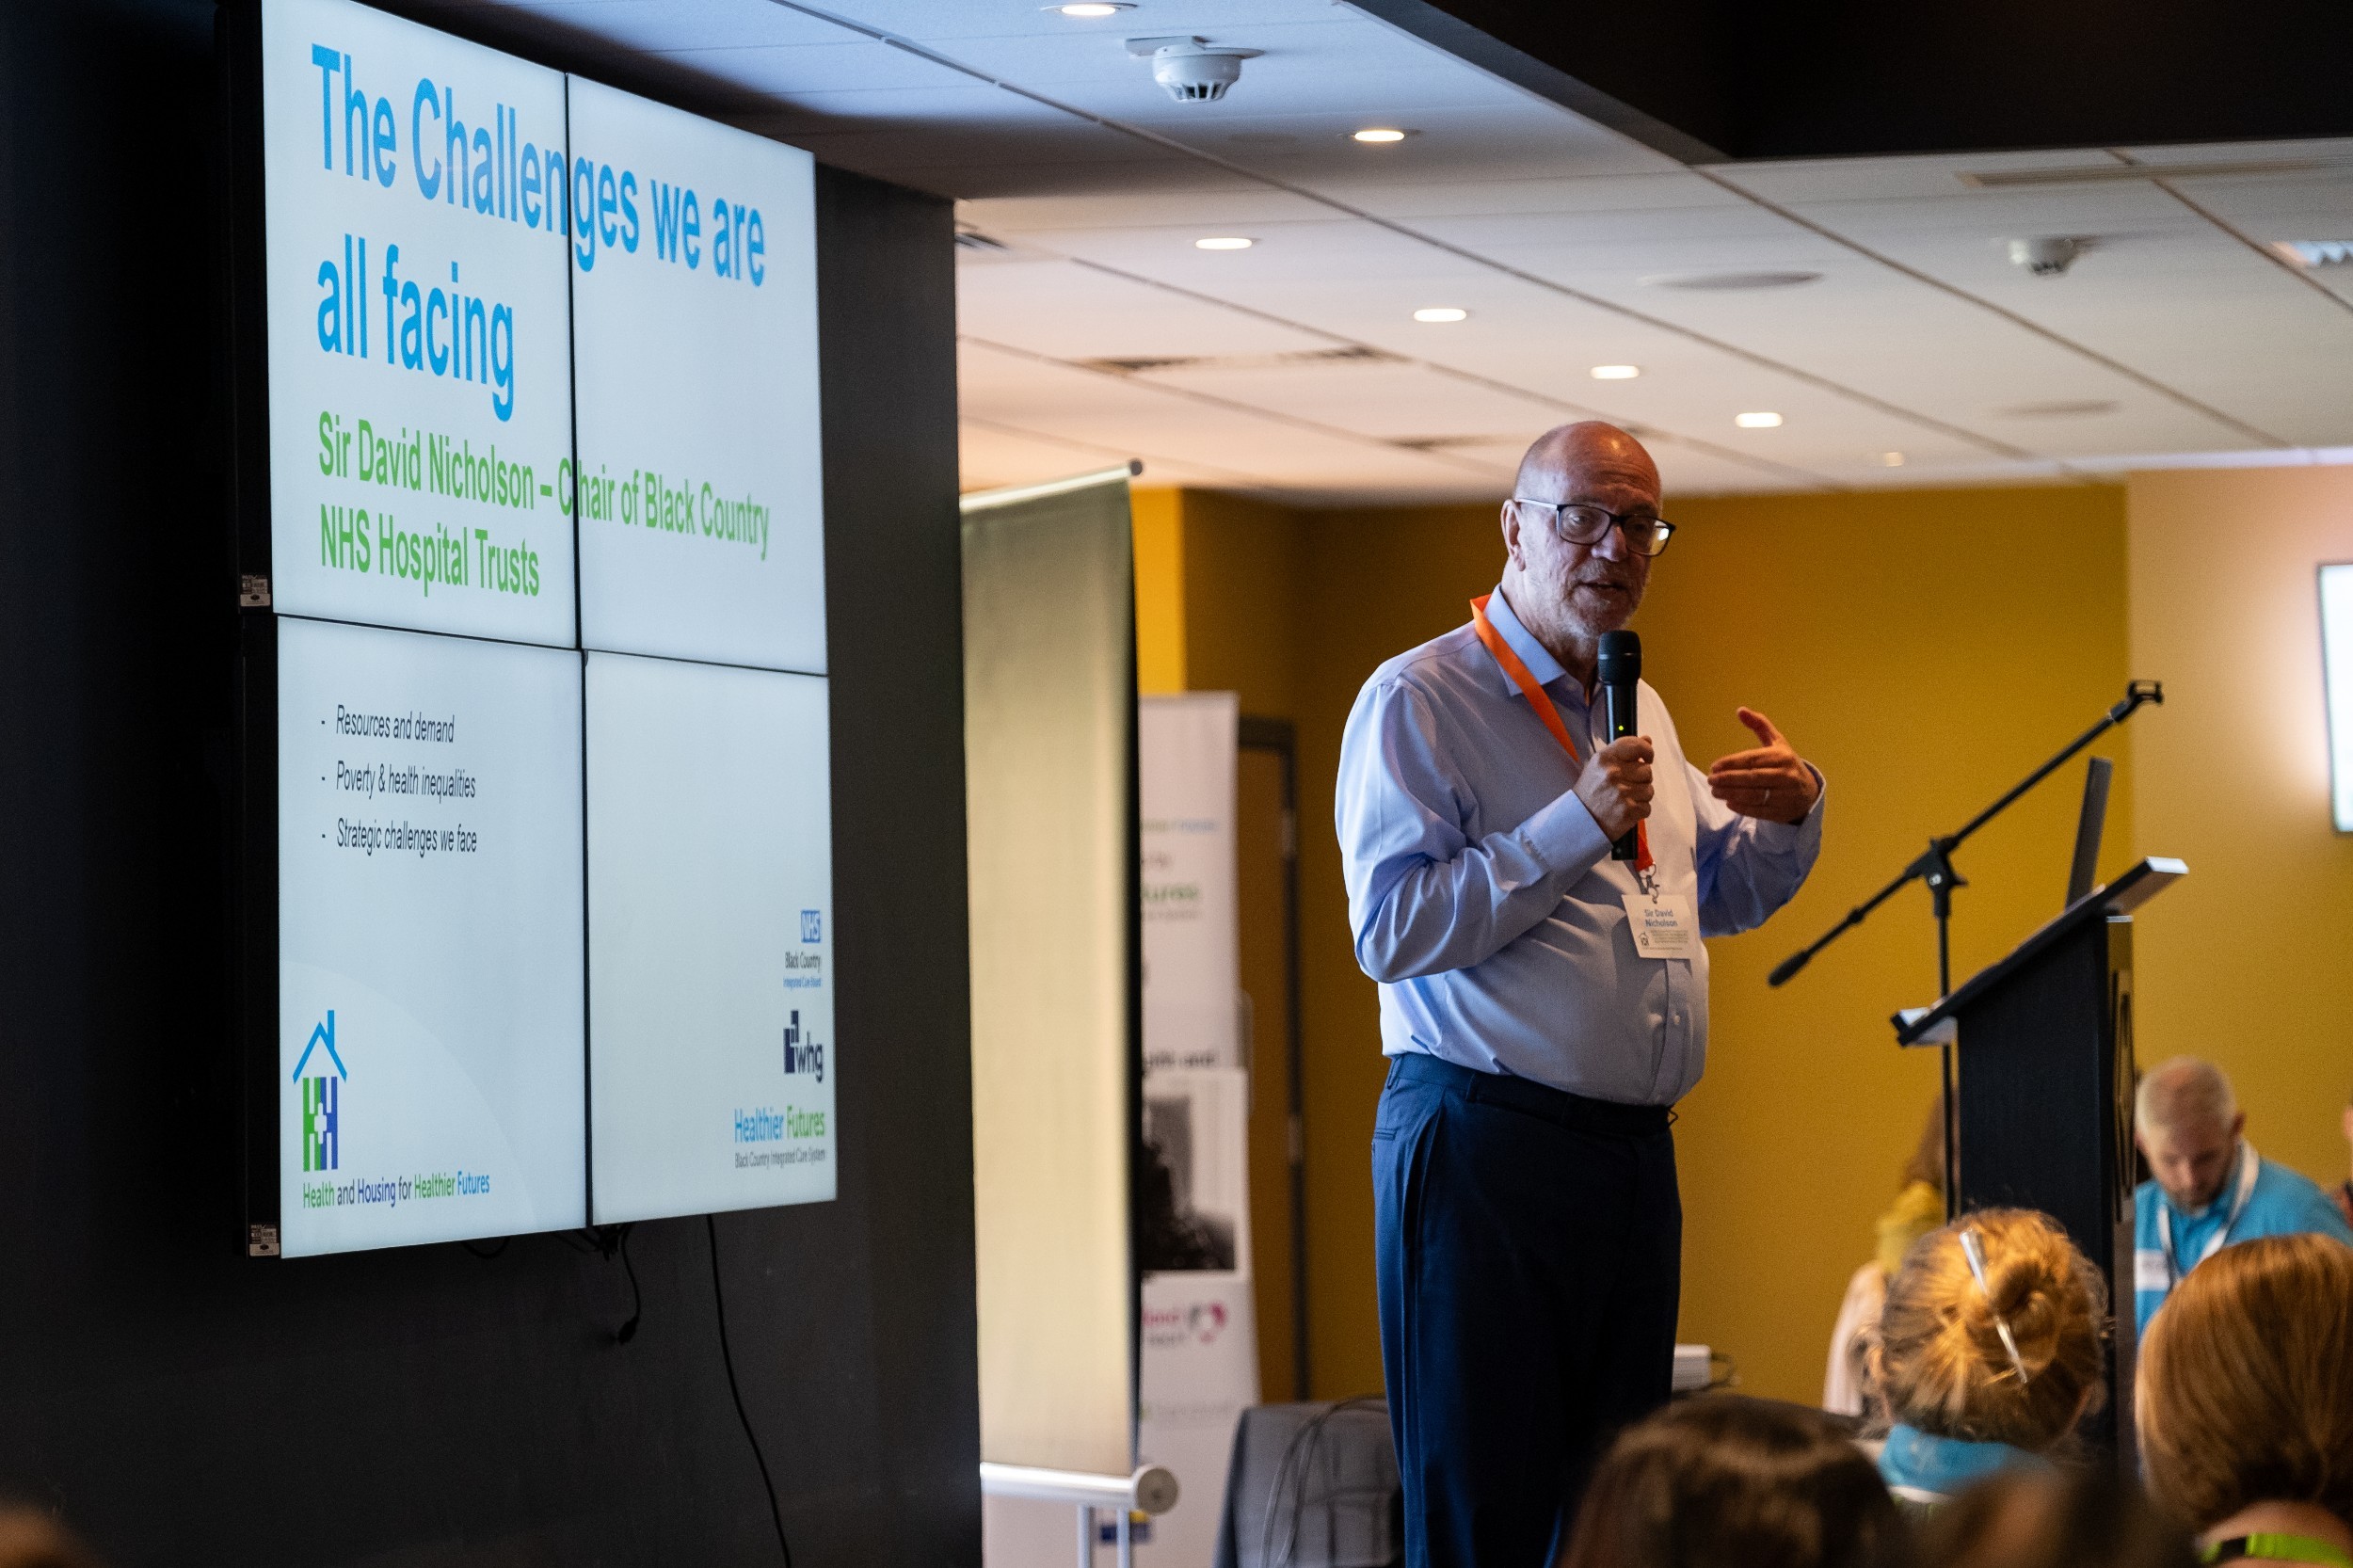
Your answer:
[1706,707,1819,824]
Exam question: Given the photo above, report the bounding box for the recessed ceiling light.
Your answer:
[1641,270,1822,291]
[1879,452,1906,467]
[1590,364,1641,380]
[1734,411,1783,428]
[1193,236,1253,250]
[1353,128,1411,143]
[1048,3,1131,14]
[1413,307,1468,323]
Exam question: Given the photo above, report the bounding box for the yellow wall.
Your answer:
[1640,488,2136,1404]
[2127,466,2353,1190]
[1135,471,2353,1409]
[1131,488,1186,696]
[1282,488,2139,1404]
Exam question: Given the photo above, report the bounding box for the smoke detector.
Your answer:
[2008,236,2088,277]
[1127,35,1263,102]
[2276,240,2353,267]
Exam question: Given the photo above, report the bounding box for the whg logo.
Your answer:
[292,1009,348,1172]
[781,1010,825,1083]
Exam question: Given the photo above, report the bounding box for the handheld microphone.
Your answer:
[1596,630,1641,861]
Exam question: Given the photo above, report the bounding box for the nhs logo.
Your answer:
[781,1010,825,1083]
[291,1009,347,1173]
[800,909,823,943]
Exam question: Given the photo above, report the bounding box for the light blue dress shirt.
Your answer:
[1335,587,1825,1105]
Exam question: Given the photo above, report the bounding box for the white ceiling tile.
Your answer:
[468,0,2353,497]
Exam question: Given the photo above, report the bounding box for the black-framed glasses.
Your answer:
[1511,499,1676,557]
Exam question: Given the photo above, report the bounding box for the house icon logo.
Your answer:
[292,1009,347,1174]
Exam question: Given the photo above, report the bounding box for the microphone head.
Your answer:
[1596,630,1641,684]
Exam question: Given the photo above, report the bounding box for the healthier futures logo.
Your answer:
[292,1009,348,1173]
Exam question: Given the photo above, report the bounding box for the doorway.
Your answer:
[1238,716,1308,1400]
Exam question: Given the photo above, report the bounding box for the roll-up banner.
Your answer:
[1137,694,1257,1566]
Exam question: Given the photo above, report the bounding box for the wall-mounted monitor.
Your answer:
[2322,564,2353,832]
[234,0,831,1256]
[272,616,586,1254]
[260,0,576,647]
[568,76,826,674]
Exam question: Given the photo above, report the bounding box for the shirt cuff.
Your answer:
[1516,785,1615,883]
[1752,766,1827,852]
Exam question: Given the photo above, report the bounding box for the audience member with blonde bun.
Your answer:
[2137,1233,2353,1568]
[1867,1208,2105,1507]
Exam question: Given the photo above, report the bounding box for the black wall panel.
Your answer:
[0,3,975,1563]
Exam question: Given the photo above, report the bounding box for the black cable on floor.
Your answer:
[707,1212,793,1567]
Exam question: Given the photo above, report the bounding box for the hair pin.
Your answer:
[1960,1227,2033,1385]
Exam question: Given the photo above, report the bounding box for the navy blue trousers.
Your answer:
[1372,1052,1682,1568]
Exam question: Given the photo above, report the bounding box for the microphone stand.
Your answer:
[1766,680,2164,1220]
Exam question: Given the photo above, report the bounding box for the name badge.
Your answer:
[1622,893,1699,959]
[2134,1248,2169,1295]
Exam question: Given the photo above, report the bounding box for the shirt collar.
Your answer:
[1481,586,1573,696]
[1879,1423,2048,1496]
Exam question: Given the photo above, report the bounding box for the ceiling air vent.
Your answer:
[1081,356,1204,375]
[1076,345,1403,376]
[1959,159,2329,188]
[1993,399,2120,419]
[1640,270,1822,291]
[1389,435,1513,451]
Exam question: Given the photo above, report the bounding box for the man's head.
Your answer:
[1498,423,1663,665]
[2135,1057,2246,1211]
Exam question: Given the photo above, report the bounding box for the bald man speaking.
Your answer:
[1337,424,1826,1566]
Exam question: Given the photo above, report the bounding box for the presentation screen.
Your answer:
[568,78,825,673]
[261,0,576,648]
[586,655,834,1222]
[275,616,586,1256]
[242,0,834,1256]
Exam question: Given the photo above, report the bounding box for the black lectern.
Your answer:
[1892,856,2186,1452]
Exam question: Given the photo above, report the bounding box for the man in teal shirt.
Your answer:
[2133,1056,2353,1335]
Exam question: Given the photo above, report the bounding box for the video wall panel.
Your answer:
[586,655,834,1223]
[568,78,826,673]
[261,0,576,647]
[276,616,586,1255]
[240,0,833,1256]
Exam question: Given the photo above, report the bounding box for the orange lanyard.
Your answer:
[1470,594,1652,872]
